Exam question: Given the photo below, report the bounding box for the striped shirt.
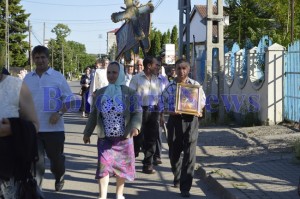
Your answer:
[24,67,73,132]
[160,78,206,113]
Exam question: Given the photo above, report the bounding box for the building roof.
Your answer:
[107,28,119,33]
[188,5,228,37]
[194,5,228,19]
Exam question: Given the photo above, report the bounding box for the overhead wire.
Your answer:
[21,0,120,7]
[30,29,43,45]
[154,0,164,10]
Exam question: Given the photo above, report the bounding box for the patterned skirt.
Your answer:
[95,137,135,181]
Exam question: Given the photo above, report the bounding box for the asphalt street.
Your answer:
[40,80,220,199]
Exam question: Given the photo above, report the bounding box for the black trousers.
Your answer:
[139,106,159,167]
[36,132,65,188]
[167,114,199,192]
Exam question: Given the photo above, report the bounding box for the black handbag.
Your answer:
[18,176,44,199]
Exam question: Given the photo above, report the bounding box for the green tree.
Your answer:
[148,29,161,57]
[171,25,178,50]
[0,44,5,67]
[253,0,300,45]
[161,32,169,49]
[51,23,71,42]
[0,0,30,67]
[166,30,171,43]
[224,0,300,47]
[49,24,71,73]
[48,23,96,76]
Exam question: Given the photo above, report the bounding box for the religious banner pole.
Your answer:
[111,0,154,60]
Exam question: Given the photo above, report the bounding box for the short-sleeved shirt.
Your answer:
[24,67,73,132]
[129,71,162,106]
[0,76,22,121]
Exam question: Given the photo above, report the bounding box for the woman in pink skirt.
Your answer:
[83,61,142,199]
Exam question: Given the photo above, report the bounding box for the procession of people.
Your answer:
[0,41,206,199]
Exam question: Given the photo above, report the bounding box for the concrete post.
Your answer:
[205,0,225,123]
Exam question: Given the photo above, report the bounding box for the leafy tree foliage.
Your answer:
[224,0,300,47]
[51,23,71,42]
[0,45,5,67]
[161,32,170,49]
[170,25,178,50]
[0,0,30,67]
[48,24,96,76]
[146,26,177,58]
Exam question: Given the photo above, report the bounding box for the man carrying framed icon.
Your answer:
[159,59,206,198]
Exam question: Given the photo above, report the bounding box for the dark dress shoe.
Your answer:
[142,166,156,174]
[153,158,162,165]
[173,179,180,188]
[181,191,190,198]
[55,179,65,191]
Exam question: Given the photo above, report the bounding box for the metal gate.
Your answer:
[284,40,300,122]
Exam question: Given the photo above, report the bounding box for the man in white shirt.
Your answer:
[129,56,161,174]
[24,45,74,192]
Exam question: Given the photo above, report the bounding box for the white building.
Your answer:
[106,28,119,54]
[183,5,229,55]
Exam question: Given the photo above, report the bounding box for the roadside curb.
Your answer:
[196,166,238,199]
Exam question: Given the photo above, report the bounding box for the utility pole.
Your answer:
[43,22,46,45]
[291,0,295,42]
[62,44,64,76]
[5,0,9,71]
[51,49,54,68]
[99,34,102,59]
[205,0,225,123]
[28,20,33,71]
[178,0,191,61]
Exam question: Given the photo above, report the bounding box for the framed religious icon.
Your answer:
[175,83,202,116]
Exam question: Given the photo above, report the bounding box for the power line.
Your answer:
[31,29,43,45]
[154,0,164,10]
[21,0,121,7]
[29,19,113,25]
[28,20,114,26]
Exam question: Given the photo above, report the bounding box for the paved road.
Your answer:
[40,80,220,199]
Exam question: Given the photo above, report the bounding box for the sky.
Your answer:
[20,0,209,55]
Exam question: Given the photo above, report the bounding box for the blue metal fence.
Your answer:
[284,40,300,122]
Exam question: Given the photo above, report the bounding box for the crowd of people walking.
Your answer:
[0,45,206,199]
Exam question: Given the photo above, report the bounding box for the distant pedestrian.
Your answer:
[24,45,74,192]
[135,58,144,74]
[88,58,109,106]
[83,61,142,199]
[167,65,176,82]
[80,67,91,117]
[160,59,206,198]
[124,61,135,86]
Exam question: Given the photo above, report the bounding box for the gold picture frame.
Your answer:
[175,83,202,116]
